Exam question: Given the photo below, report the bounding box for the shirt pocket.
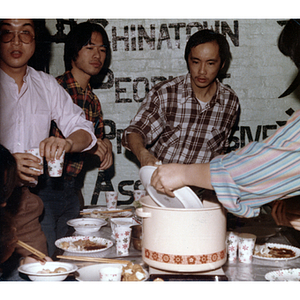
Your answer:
[206,127,226,153]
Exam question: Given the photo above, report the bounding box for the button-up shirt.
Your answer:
[122,73,240,164]
[0,67,96,154]
[54,71,104,177]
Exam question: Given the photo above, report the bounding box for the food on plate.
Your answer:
[37,267,67,274]
[254,244,296,258]
[121,262,146,281]
[59,239,107,251]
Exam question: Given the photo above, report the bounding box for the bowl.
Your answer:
[131,225,142,251]
[67,218,107,235]
[18,262,77,281]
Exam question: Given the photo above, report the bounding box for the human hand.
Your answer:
[39,136,73,162]
[20,254,53,265]
[13,152,43,183]
[150,164,187,197]
[95,138,113,170]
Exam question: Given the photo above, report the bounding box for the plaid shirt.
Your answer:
[52,71,104,177]
[122,73,240,164]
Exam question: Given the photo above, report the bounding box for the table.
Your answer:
[58,214,300,281]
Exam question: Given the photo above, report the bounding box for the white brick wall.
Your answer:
[44,18,300,205]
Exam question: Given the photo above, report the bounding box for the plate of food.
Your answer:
[265,268,300,281]
[18,262,77,281]
[80,207,133,221]
[253,243,300,260]
[76,262,149,281]
[55,236,113,254]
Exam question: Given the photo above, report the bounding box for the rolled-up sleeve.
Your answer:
[51,83,97,152]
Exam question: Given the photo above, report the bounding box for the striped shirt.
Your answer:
[122,73,240,164]
[210,109,300,218]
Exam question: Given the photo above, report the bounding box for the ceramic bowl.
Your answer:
[67,218,107,235]
[18,262,77,281]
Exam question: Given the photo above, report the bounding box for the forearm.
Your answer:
[127,132,147,161]
[182,164,213,190]
[66,129,93,153]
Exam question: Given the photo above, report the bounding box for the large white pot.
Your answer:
[136,192,227,272]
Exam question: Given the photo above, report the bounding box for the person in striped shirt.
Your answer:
[150,19,300,227]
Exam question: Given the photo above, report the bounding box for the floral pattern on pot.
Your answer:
[144,248,226,265]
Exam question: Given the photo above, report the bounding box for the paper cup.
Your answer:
[115,226,132,256]
[133,190,146,202]
[25,148,43,174]
[99,265,122,281]
[110,217,137,239]
[226,231,239,262]
[105,191,118,210]
[238,233,256,263]
[47,150,65,177]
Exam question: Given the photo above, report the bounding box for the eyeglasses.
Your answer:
[0,30,35,44]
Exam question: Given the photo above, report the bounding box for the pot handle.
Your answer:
[135,208,151,218]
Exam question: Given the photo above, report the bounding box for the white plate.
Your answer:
[55,236,113,254]
[67,218,107,234]
[265,269,300,281]
[139,166,203,209]
[81,208,133,220]
[18,262,77,281]
[76,263,149,281]
[253,243,300,260]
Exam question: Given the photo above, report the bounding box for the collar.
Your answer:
[64,70,92,93]
[179,74,223,107]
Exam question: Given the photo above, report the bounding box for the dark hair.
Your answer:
[64,21,111,74]
[278,19,300,98]
[0,144,17,206]
[184,29,232,77]
[278,19,300,69]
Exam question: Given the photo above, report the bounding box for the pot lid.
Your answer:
[139,166,203,209]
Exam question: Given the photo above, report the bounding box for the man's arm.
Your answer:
[40,129,92,161]
[127,132,160,167]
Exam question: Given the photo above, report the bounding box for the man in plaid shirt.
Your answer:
[122,29,240,167]
[34,22,112,256]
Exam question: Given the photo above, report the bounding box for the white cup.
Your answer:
[226,231,239,262]
[133,189,146,202]
[25,147,43,174]
[115,226,132,256]
[238,233,256,263]
[47,150,65,177]
[105,191,118,210]
[99,265,122,281]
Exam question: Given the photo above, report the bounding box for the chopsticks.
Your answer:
[16,240,47,260]
[56,255,130,264]
[80,208,132,215]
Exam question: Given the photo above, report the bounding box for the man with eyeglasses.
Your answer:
[33,21,113,257]
[0,19,97,261]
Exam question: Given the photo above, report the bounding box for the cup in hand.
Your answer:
[47,150,65,177]
[105,191,118,210]
[115,226,132,256]
[25,148,43,174]
[226,231,239,262]
[99,265,122,281]
[238,233,256,263]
